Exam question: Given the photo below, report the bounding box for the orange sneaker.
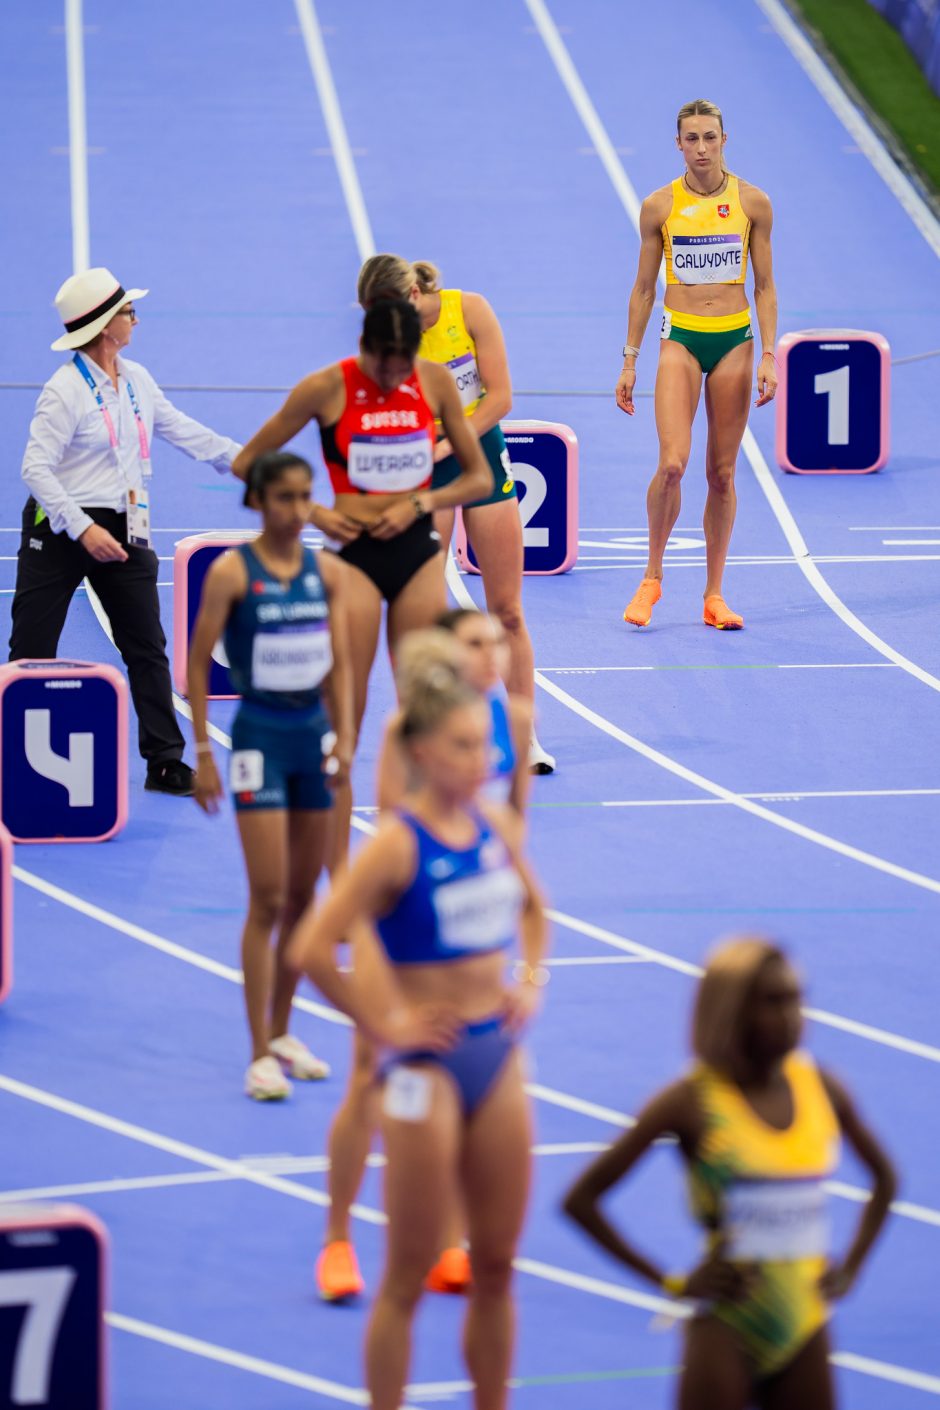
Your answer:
[703,595,744,630]
[316,1240,365,1302]
[623,578,662,627]
[425,1247,472,1294]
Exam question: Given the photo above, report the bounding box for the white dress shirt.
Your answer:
[22,353,243,541]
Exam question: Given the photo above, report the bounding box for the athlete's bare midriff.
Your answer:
[331,490,421,526]
[392,950,508,1024]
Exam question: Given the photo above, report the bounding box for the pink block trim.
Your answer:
[0,822,11,1004]
[0,660,129,844]
[775,330,891,475]
[455,420,579,576]
[0,1203,109,1410]
[69,282,122,323]
[173,535,251,700]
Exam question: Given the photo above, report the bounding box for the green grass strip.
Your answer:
[789,0,940,193]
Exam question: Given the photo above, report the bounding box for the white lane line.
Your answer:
[851,527,940,532]
[0,1145,609,1207]
[6,1068,940,1391]
[64,0,90,272]
[754,0,940,259]
[536,673,940,897]
[3,1082,937,1232]
[12,864,351,1029]
[106,1313,379,1408]
[11,860,645,1133]
[883,540,940,546]
[597,788,940,806]
[524,0,940,698]
[293,0,374,261]
[547,908,940,1064]
[5,1071,939,1390]
[0,1072,385,1225]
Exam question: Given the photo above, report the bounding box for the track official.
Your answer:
[10,267,243,796]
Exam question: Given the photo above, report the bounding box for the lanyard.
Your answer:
[73,353,151,474]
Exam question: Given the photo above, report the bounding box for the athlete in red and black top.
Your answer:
[234,300,490,862]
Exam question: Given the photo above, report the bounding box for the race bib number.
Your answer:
[384,1067,432,1122]
[726,1178,830,1261]
[230,749,264,792]
[251,623,332,692]
[446,352,482,410]
[348,430,432,492]
[671,234,743,285]
[433,867,524,951]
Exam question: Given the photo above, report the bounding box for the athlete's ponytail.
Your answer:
[396,629,481,740]
[361,299,422,360]
[243,450,312,507]
[676,98,728,174]
[357,253,441,308]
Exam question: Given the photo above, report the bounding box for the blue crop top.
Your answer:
[223,543,332,711]
[376,810,524,965]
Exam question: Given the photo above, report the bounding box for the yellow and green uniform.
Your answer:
[419,289,516,508]
[688,1051,840,1379]
[661,173,754,374]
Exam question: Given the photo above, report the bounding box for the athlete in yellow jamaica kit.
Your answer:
[564,938,896,1410]
[619,99,779,630]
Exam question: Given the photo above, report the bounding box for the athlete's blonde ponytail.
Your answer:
[676,98,728,174]
[357,254,442,308]
[395,630,480,740]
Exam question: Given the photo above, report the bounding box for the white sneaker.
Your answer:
[245,1055,292,1101]
[528,731,556,775]
[269,1034,331,1081]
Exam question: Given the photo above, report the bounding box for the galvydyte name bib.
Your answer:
[251,622,332,692]
[725,1178,830,1262]
[347,429,433,493]
[670,234,744,286]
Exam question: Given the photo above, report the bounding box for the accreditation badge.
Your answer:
[126,486,152,548]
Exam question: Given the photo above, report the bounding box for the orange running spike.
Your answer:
[703,595,744,630]
[425,1247,472,1294]
[623,578,662,627]
[316,1240,365,1302]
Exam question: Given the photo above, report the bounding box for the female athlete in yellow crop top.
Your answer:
[564,938,896,1409]
[619,100,779,632]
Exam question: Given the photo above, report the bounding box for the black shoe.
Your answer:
[145,760,195,796]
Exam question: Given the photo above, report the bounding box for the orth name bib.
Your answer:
[432,866,524,951]
[446,352,483,411]
[251,622,332,692]
[347,429,432,492]
[725,1178,830,1262]
[671,234,743,285]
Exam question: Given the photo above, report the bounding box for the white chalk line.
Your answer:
[524,0,940,700]
[2,1072,937,1395]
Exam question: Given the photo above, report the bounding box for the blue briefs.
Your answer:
[385,1015,515,1118]
[230,700,333,813]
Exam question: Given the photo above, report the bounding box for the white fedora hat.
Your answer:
[52,267,149,351]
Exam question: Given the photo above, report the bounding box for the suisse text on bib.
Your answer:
[251,623,332,692]
[348,429,432,492]
[447,352,482,410]
[725,1178,830,1261]
[671,234,743,285]
[432,867,524,950]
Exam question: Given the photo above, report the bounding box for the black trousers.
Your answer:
[9,501,185,765]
